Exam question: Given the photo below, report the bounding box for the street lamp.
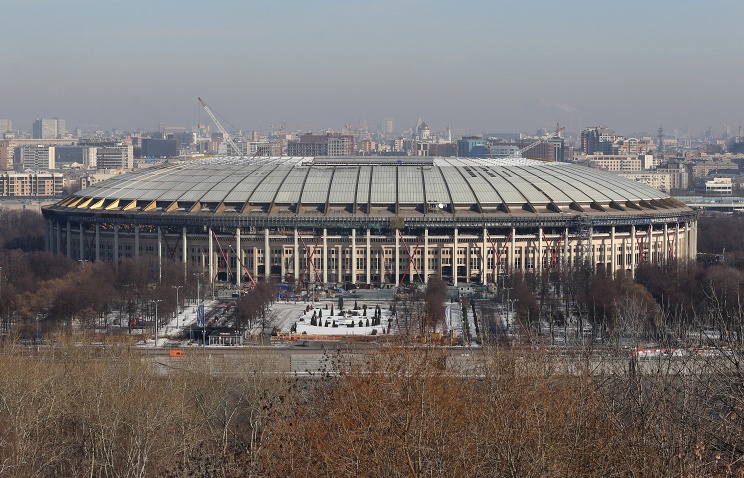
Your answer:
[172,285,182,329]
[151,299,162,346]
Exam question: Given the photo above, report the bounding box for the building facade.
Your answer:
[32,118,66,139]
[41,157,697,289]
[1,172,64,197]
[19,145,55,171]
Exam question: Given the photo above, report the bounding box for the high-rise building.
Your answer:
[383,118,394,135]
[96,145,133,170]
[55,145,97,168]
[457,137,486,157]
[581,126,616,155]
[19,144,55,171]
[0,119,12,134]
[141,138,179,158]
[32,118,66,139]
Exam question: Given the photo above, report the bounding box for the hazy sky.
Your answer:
[3,0,744,137]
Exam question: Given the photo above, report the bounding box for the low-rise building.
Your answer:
[0,171,64,197]
[696,177,733,196]
[619,172,673,193]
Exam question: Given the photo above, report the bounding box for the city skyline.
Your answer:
[3,0,744,135]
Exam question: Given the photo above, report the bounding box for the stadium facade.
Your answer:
[41,156,697,288]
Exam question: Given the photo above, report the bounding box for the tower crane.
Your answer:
[198,97,244,158]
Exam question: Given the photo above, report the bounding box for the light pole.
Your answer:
[152,299,162,346]
[172,285,182,329]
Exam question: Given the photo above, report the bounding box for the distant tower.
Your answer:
[383,117,394,135]
[657,126,664,153]
[447,126,452,143]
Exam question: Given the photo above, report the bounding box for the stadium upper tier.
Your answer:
[50,156,690,226]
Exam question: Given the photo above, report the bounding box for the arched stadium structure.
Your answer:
[41,156,697,289]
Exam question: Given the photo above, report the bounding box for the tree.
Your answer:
[424,276,447,334]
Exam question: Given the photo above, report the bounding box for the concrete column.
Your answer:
[453,228,459,286]
[182,227,188,279]
[95,223,101,262]
[66,221,72,258]
[280,249,286,283]
[208,228,214,286]
[437,245,443,277]
[56,221,62,256]
[395,231,400,286]
[588,226,594,269]
[323,229,328,284]
[253,246,259,280]
[337,245,343,283]
[611,226,616,276]
[630,225,636,277]
[676,222,680,262]
[537,227,543,273]
[264,228,270,280]
[688,221,694,260]
[663,223,669,263]
[481,228,487,283]
[351,229,357,285]
[424,228,430,283]
[79,223,85,261]
[134,225,140,257]
[366,229,371,285]
[563,227,569,269]
[465,239,471,283]
[690,220,697,260]
[235,228,241,287]
[294,228,300,282]
[113,224,119,270]
[510,228,516,273]
[157,226,162,282]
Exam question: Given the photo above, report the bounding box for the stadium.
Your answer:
[41,156,697,288]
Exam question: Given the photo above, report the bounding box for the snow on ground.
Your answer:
[137,295,467,345]
[446,303,462,339]
[269,302,311,333]
[292,302,392,337]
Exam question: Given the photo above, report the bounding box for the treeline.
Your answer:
[4,209,744,342]
[0,209,44,250]
[0,344,741,477]
[0,248,208,337]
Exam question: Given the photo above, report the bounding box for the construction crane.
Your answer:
[198,97,244,158]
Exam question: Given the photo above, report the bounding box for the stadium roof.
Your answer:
[46,156,692,228]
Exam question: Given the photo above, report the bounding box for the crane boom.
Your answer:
[198,97,244,158]
[517,126,565,156]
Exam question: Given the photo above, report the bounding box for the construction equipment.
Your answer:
[517,124,565,157]
[198,97,244,158]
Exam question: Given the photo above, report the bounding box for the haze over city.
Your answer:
[3,0,744,135]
